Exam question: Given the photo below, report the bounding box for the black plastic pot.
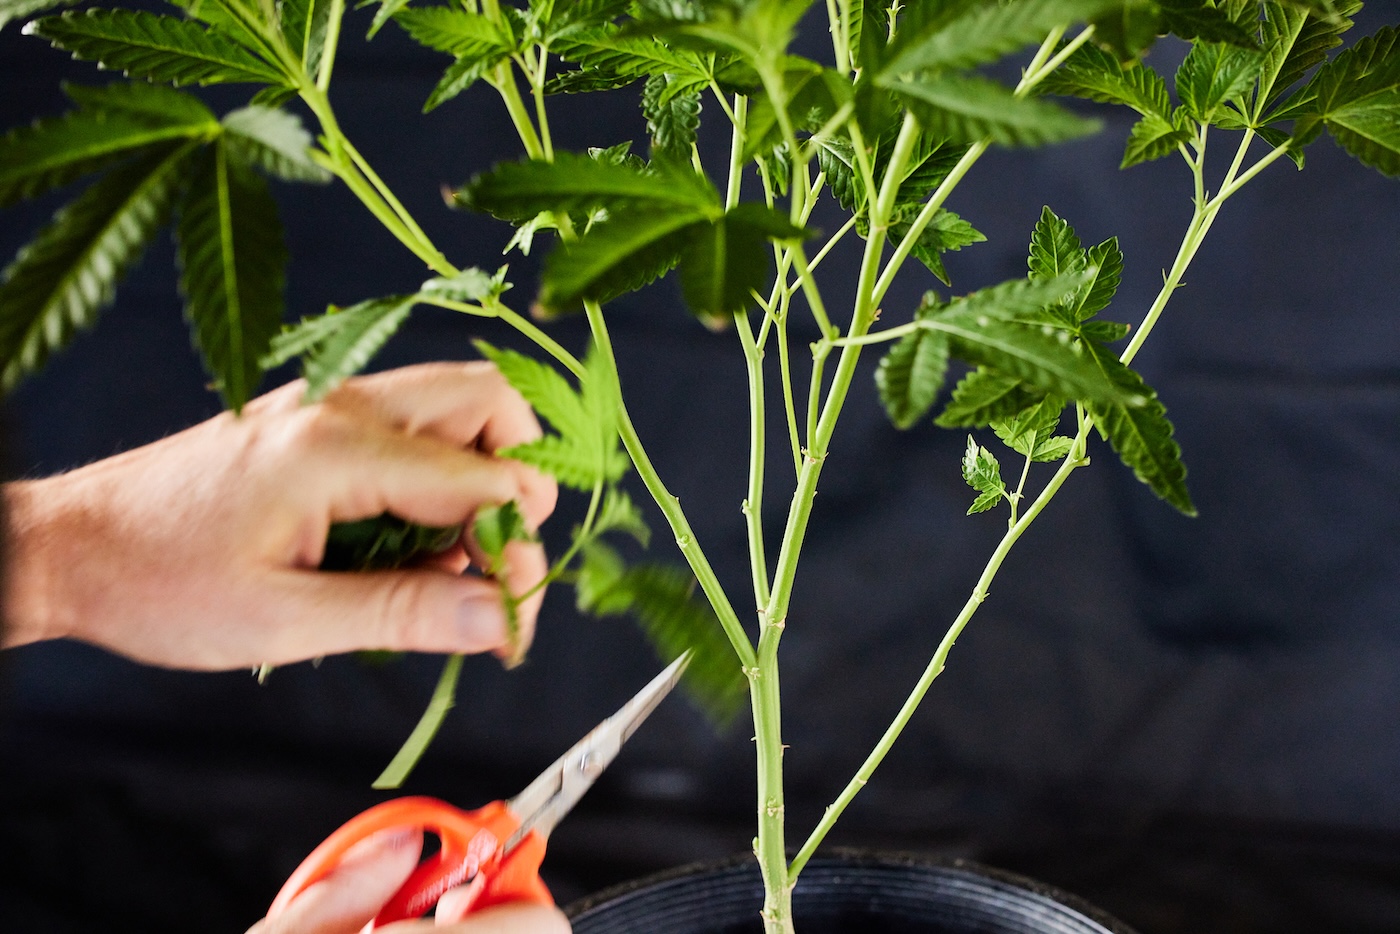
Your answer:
[567,851,1138,934]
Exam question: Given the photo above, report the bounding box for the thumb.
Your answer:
[257,568,514,665]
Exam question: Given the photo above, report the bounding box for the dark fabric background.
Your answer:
[4,5,1400,932]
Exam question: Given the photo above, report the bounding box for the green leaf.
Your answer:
[929,314,1121,406]
[678,203,804,317]
[643,74,703,159]
[457,151,720,222]
[28,10,288,86]
[419,266,503,303]
[279,0,332,74]
[288,296,417,400]
[889,73,1102,147]
[221,106,331,182]
[0,96,217,208]
[476,341,629,490]
[0,143,192,390]
[176,141,287,411]
[321,514,460,571]
[943,270,1097,324]
[540,207,704,311]
[1076,236,1123,319]
[1257,0,1358,110]
[576,541,745,723]
[1290,26,1400,172]
[1081,339,1195,514]
[882,0,1117,76]
[365,0,415,39]
[1080,318,1131,342]
[876,324,951,429]
[393,6,507,53]
[473,339,590,440]
[552,25,711,84]
[991,393,1069,461]
[1158,0,1261,48]
[63,80,218,124]
[424,50,511,111]
[472,500,534,576]
[1175,40,1265,122]
[1027,204,1084,280]
[936,366,1047,427]
[895,209,986,286]
[546,0,631,40]
[1323,89,1400,176]
[591,487,651,546]
[1122,111,1194,167]
[1037,43,1174,117]
[0,0,75,31]
[961,435,1007,514]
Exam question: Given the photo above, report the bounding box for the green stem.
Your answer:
[493,64,545,160]
[373,653,464,789]
[736,311,773,609]
[790,445,1090,872]
[316,0,345,90]
[582,300,757,670]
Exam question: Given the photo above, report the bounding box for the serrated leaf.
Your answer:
[643,73,702,159]
[552,25,711,83]
[895,209,986,286]
[176,141,286,411]
[961,435,1006,514]
[1176,40,1265,122]
[28,10,288,86]
[540,207,704,310]
[63,80,218,124]
[1159,0,1261,47]
[473,339,590,440]
[1037,43,1174,117]
[1028,204,1084,280]
[943,270,1097,323]
[393,6,506,53]
[1292,25,1400,159]
[279,0,332,73]
[457,151,720,223]
[424,50,511,111]
[365,0,414,39]
[0,100,217,208]
[0,0,75,31]
[936,366,1047,427]
[929,314,1121,406]
[221,106,331,182]
[991,393,1068,460]
[472,500,534,576]
[0,143,192,390]
[889,73,1102,147]
[576,541,745,723]
[1255,0,1349,111]
[420,266,501,302]
[1076,237,1123,319]
[1122,111,1193,167]
[592,487,651,545]
[882,0,1117,76]
[275,296,416,400]
[1080,319,1131,341]
[876,326,950,429]
[1324,89,1400,175]
[1081,339,1195,514]
[678,203,804,317]
[546,0,631,40]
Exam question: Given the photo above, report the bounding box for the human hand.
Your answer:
[246,829,571,934]
[2,362,558,669]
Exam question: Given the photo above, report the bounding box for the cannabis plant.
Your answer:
[3,0,1399,929]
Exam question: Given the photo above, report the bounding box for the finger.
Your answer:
[308,425,529,532]
[256,568,514,663]
[335,362,544,453]
[377,903,571,934]
[248,829,423,934]
[328,364,559,530]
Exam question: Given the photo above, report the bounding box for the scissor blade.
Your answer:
[503,652,691,851]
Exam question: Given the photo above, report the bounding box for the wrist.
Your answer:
[2,475,86,647]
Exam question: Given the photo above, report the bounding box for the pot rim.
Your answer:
[565,847,1139,934]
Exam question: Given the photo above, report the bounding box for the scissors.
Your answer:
[267,653,690,928]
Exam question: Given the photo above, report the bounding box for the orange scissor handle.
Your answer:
[267,797,553,929]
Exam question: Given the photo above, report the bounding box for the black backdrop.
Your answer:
[5,5,1400,932]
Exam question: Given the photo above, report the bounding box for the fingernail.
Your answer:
[457,594,508,650]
